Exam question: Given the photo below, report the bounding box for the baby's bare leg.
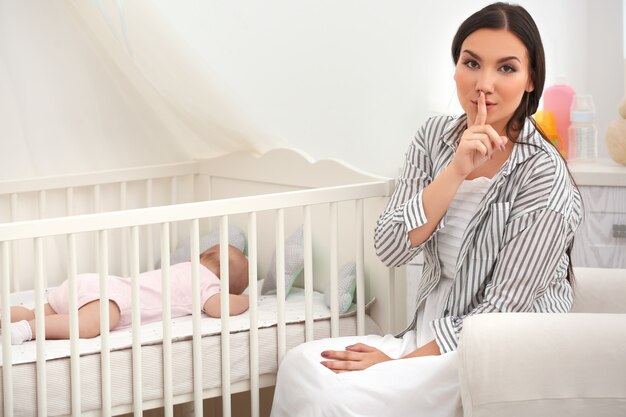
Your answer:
[2,304,59,344]
[1,303,56,327]
[76,300,121,338]
[29,300,121,340]
[7,306,35,323]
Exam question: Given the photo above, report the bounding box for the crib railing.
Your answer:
[0,180,393,417]
[0,161,205,291]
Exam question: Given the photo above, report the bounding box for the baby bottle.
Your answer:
[568,94,598,161]
[543,76,576,159]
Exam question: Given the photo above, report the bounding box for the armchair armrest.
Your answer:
[457,313,626,417]
[571,267,626,313]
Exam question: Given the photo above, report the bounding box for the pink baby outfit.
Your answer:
[47,262,221,329]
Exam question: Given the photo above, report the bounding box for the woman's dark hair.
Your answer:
[451,2,545,140]
[451,2,579,285]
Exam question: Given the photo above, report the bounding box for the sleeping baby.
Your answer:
[1,244,249,345]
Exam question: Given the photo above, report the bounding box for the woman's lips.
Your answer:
[471,100,496,109]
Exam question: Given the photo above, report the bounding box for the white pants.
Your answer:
[270,331,462,417]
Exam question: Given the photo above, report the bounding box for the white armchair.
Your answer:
[458,267,626,417]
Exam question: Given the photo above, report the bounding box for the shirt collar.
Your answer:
[441,114,468,147]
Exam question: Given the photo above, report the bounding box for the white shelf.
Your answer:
[568,159,626,186]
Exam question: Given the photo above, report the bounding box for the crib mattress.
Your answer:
[0,285,381,417]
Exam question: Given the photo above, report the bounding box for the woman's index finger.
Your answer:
[474,91,487,126]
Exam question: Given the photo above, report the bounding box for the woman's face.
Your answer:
[454,28,533,134]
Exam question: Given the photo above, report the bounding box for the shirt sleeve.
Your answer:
[374,122,446,267]
[199,266,222,308]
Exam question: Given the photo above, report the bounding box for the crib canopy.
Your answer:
[0,0,279,182]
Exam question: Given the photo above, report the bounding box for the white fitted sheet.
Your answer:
[0,285,381,417]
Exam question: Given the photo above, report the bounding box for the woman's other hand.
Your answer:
[320,343,392,373]
[451,91,508,178]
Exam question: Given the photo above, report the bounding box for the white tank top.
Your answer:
[437,176,492,279]
[415,176,492,347]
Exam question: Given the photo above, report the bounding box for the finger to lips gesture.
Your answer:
[453,91,508,178]
[473,90,489,126]
[320,343,392,373]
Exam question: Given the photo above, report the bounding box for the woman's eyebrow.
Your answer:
[462,49,522,64]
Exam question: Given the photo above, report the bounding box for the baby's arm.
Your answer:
[203,294,249,317]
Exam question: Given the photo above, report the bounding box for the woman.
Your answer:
[270,3,582,416]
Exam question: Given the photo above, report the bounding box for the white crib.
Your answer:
[0,149,406,417]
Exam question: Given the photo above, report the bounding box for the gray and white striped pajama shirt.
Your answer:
[374,114,583,353]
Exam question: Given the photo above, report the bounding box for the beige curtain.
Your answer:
[0,0,277,181]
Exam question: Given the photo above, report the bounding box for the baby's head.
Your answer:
[200,245,249,295]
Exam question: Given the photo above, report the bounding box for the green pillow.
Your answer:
[324,261,357,314]
[261,226,304,297]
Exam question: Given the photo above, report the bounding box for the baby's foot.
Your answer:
[10,320,32,345]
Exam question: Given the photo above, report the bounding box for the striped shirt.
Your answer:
[374,114,582,353]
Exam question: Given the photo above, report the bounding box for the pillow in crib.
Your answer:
[168,225,247,265]
[324,261,357,314]
[261,226,304,297]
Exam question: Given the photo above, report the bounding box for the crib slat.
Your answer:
[204,176,213,233]
[38,190,46,219]
[190,173,196,202]
[10,248,19,292]
[34,238,48,417]
[9,193,17,220]
[248,212,260,417]
[130,226,143,417]
[220,216,232,417]
[98,230,112,417]
[1,241,14,417]
[67,234,82,417]
[94,186,101,273]
[120,182,129,277]
[329,202,339,338]
[355,200,366,336]
[388,267,396,332]
[189,219,203,416]
[170,177,178,249]
[120,181,127,210]
[303,206,314,342]
[93,184,101,213]
[66,187,74,216]
[275,209,287,363]
[38,192,49,289]
[161,223,174,417]
[145,180,154,270]
[10,194,19,292]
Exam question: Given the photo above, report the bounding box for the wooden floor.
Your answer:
[118,386,276,417]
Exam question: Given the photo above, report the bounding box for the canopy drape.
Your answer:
[0,0,277,181]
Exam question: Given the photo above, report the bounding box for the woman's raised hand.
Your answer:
[450,91,508,178]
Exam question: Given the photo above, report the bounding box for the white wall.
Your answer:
[588,0,624,153]
[155,0,622,177]
[0,1,622,180]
